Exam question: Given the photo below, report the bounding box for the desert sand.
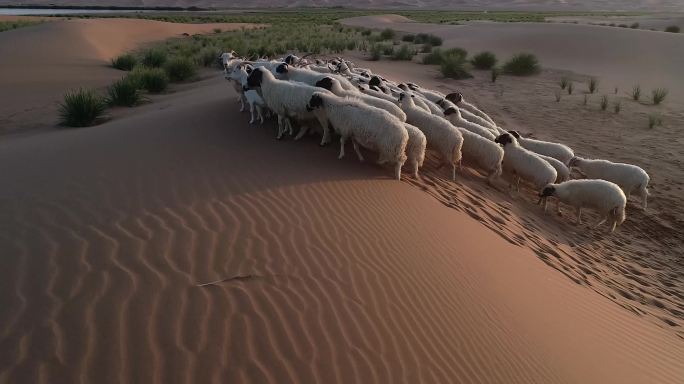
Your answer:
[1,16,684,384]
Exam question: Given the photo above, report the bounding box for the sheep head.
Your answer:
[445,92,464,104]
[508,130,521,139]
[315,77,335,91]
[537,184,557,205]
[494,133,514,147]
[306,93,324,111]
[246,68,264,87]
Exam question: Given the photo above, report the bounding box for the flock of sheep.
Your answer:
[220,51,650,233]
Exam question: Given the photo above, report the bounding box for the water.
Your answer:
[0,8,151,16]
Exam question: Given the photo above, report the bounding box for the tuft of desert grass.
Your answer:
[471,51,497,70]
[142,49,167,68]
[652,88,668,105]
[631,85,641,101]
[665,25,680,33]
[111,54,137,71]
[58,88,106,127]
[559,77,569,90]
[130,66,169,93]
[491,67,500,83]
[164,57,197,81]
[567,81,574,95]
[648,114,663,129]
[106,77,144,107]
[502,53,540,76]
[588,77,599,94]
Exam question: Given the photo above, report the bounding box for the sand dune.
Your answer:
[1,15,684,384]
[342,15,684,104]
[0,18,253,135]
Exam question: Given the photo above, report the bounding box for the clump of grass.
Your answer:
[420,43,433,53]
[491,67,500,83]
[614,100,622,113]
[648,114,663,129]
[665,25,680,33]
[198,47,219,67]
[630,22,640,29]
[369,44,383,61]
[361,29,372,36]
[583,94,588,105]
[652,88,668,105]
[559,77,569,89]
[554,90,562,102]
[440,54,472,79]
[164,57,196,82]
[422,47,467,65]
[414,33,442,46]
[391,45,416,61]
[631,85,641,101]
[401,34,415,42]
[381,44,395,55]
[111,54,137,71]
[600,95,609,111]
[502,53,540,76]
[130,66,169,93]
[588,77,599,93]
[213,28,222,33]
[58,88,106,127]
[567,81,574,95]
[106,77,144,107]
[471,51,497,70]
[380,28,395,40]
[142,49,167,68]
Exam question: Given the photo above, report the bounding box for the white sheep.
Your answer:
[457,127,503,185]
[538,179,627,232]
[306,93,408,180]
[274,63,356,91]
[437,97,501,134]
[403,123,427,178]
[537,154,570,183]
[399,92,463,181]
[247,67,329,142]
[315,77,406,122]
[229,64,268,124]
[494,133,557,206]
[443,93,499,131]
[445,92,497,127]
[508,131,575,165]
[218,51,237,69]
[569,157,650,209]
[442,106,496,141]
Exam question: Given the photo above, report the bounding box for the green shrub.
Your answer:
[652,88,668,105]
[502,53,540,76]
[420,43,433,53]
[130,67,169,93]
[58,88,106,127]
[361,29,372,36]
[422,47,467,65]
[648,114,663,129]
[142,49,167,67]
[491,67,500,83]
[665,25,680,33]
[111,54,137,71]
[369,44,383,61]
[588,77,599,93]
[440,54,472,79]
[106,77,144,107]
[381,44,394,55]
[471,51,497,70]
[414,33,442,46]
[402,34,415,42]
[213,28,222,33]
[164,57,196,82]
[198,47,219,67]
[380,28,395,40]
[630,22,640,29]
[631,85,641,101]
[392,45,416,61]
[559,77,569,89]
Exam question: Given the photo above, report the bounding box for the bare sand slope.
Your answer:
[1,73,683,383]
[0,18,252,135]
[342,15,684,103]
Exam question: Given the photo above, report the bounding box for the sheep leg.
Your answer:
[249,103,255,124]
[594,216,607,228]
[319,119,331,146]
[352,140,365,162]
[239,94,246,112]
[576,207,582,224]
[294,125,309,141]
[608,219,617,233]
[556,199,562,216]
[256,105,264,124]
[542,197,548,213]
[515,176,521,192]
[394,161,402,181]
[338,136,347,159]
[640,186,648,210]
[451,163,457,181]
[412,161,419,179]
[276,115,285,140]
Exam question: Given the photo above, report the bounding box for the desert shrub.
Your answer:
[414,33,442,46]
[106,77,144,107]
[471,51,497,69]
[380,28,395,40]
[567,81,574,95]
[491,67,500,82]
[369,44,383,61]
[600,95,609,111]
[420,43,433,53]
[502,53,540,76]
[614,100,621,114]
[665,25,680,33]
[630,22,640,29]
[381,44,394,55]
[652,88,668,105]
[422,47,467,65]
[198,47,219,67]
[164,57,196,81]
[440,54,472,79]
[402,34,415,42]
[361,29,372,36]
[392,45,416,61]
[648,114,663,129]
[130,67,169,93]
[58,88,106,127]
[111,54,137,71]
[588,77,599,93]
[142,49,167,67]
[213,28,222,33]
[631,85,641,101]
[559,77,569,89]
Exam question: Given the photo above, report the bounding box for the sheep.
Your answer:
[403,123,427,178]
[218,51,237,69]
[399,92,463,181]
[457,127,504,185]
[437,97,500,133]
[537,154,571,183]
[538,179,627,232]
[274,63,356,91]
[445,92,497,127]
[227,64,269,124]
[247,67,330,143]
[315,77,406,122]
[225,64,250,111]
[508,131,575,165]
[443,107,496,141]
[305,92,408,180]
[569,157,650,209]
[494,133,557,206]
